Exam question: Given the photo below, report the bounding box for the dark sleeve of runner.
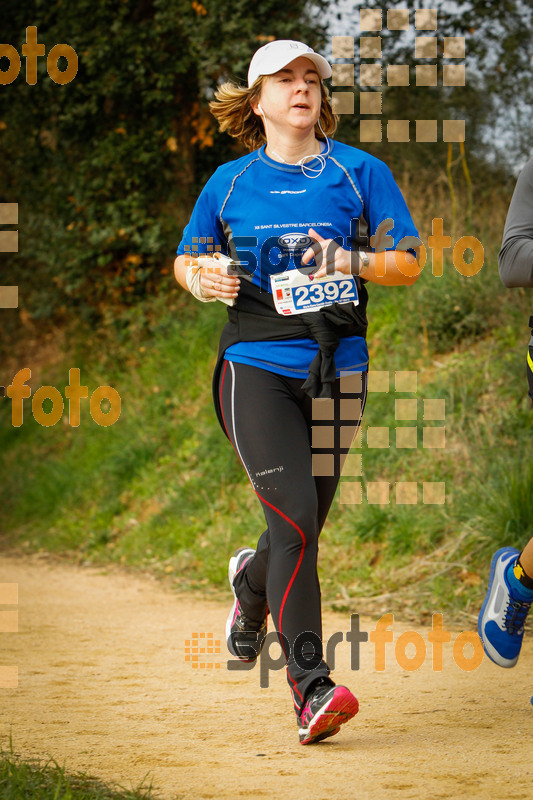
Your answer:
[498,157,533,288]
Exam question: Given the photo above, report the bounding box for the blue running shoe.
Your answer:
[226,548,267,662]
[478,547,532,668]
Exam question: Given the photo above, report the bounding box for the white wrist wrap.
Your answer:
[186,252,237,307]
[185,262,216,303]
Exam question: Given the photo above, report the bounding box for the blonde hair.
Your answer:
[209,76,338,152]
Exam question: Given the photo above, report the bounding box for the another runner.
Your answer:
[174,40,420,743]
[478,156,533,668]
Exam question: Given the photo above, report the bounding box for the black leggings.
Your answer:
[218,360,367,712]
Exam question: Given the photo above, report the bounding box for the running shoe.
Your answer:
[297,677,359,745]
[226,547,267,662]
[478,547,532,668]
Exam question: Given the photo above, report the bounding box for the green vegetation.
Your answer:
[0,0,328,334]
[1,225,531,625]
[0,746,155,800]
[2,0,531,341]
[2,2,530,625]
[0,1,530,639]
[1,1,532,795]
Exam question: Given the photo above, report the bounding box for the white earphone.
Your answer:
[257,101,330,178]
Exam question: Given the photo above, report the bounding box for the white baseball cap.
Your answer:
[247,40,332,88]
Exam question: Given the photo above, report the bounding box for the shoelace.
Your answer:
[503,598,531,635]
[236,604,265,632]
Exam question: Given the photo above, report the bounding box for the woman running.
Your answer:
[174,39,420,744]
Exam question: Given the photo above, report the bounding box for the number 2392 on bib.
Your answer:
[270,270,359,316]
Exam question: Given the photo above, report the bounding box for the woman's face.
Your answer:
[252,56,322,137]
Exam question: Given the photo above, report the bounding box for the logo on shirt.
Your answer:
[278,232,313,254]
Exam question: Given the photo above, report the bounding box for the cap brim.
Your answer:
[248,51,332,87]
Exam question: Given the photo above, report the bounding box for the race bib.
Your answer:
[270,269,359,316]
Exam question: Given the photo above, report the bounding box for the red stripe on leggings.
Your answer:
[253,490,306,662]
[288,669,305,709]
[220,360,307,686]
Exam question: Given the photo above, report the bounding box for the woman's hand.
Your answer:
[301,228,355,279]
[173,254,240,301]
[197,265,241,300]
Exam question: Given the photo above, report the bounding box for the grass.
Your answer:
[1,201,532,624]
[0,744,156,800]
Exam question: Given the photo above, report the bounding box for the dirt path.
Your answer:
[1,553,532,800]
